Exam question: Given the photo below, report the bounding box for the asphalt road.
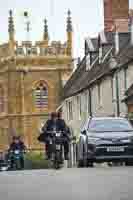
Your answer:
[0,166,133,200]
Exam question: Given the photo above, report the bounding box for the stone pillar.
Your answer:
[7,58,16,142]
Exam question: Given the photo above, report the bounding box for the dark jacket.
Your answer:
[9,141,26,151]
[42,119,57,132]
[38,119,69,142]
[55,119,66,132]
[38,119,56,143]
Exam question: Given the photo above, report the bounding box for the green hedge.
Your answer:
[25,151,51,169]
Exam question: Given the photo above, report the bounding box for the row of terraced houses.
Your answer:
[59,0,133,138]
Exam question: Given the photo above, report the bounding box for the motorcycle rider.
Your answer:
[8,136,26,169]
[56,112,70,160]
[39,112,70,160]
[40,112,57,159]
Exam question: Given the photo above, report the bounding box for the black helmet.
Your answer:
[12,136,20,140]
[50,112,57,119]
[57,111,62,119]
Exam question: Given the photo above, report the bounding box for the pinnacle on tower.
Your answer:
[67,9,72,32]
[8,10,15,41]
[43,18,49,41]
[66,9,73,56]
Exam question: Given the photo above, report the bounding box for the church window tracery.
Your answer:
[34,81,48,108]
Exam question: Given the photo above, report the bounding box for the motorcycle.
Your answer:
[47,131,65,169]
[8,150,25,170]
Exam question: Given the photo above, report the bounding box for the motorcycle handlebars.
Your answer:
[9,150,26,154]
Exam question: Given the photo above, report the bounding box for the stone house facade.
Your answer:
[61,31,133,138]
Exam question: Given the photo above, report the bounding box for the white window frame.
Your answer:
[76,95,81,120]
[86,53,91,71]
[67,100,73,121]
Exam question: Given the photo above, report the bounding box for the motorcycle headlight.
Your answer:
[14,150,20,154]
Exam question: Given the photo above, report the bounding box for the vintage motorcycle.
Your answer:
[47,130,66,169]
[8,150,25,170]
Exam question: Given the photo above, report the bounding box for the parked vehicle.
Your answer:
[0,152,10,172]
[8,150,25,170]
[0,160,9,172]
[47,130,65,169]
[77,117,133,167]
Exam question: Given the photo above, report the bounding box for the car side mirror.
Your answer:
[81,130,87,135]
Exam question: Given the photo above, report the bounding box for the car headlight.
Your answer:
[121,136,133,143]
[121,139,131,143]
[129,136,133,143]
[88,137,101,144]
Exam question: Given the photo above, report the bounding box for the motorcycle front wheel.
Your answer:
[54,151,61,169]
[15,159,22,170]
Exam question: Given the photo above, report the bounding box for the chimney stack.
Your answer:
[104,0,129,33]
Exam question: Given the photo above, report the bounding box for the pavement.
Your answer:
[0,166,133,200]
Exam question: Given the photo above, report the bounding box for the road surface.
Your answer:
[0,166,133,200]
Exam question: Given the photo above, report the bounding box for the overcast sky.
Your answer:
[0,0,133,58]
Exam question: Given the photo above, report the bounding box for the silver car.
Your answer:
[77,117,133,167]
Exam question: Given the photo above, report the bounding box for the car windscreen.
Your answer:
[88,119,133,132]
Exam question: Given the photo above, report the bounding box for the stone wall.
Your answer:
[0,55,73,149]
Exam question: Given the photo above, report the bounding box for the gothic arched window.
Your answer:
[0,86,4,113]
[34,81,48,108]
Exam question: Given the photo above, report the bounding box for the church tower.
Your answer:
[0,10,74,149]
[104,0,129,32]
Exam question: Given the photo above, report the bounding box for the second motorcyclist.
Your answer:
[56,112,71,160]
[8,136,26,169]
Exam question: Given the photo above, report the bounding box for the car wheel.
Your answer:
[87,161,94,168]
[76,143,85,168]
[125,160,133,166]
[107,162,113,167]
[77,160,84,168]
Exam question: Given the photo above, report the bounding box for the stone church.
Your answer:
[0,10,73,149]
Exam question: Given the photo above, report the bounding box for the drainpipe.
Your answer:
[115,72,120,117]
[131,17,133,45]
[89,88,92,117]
[115,30,119,55]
